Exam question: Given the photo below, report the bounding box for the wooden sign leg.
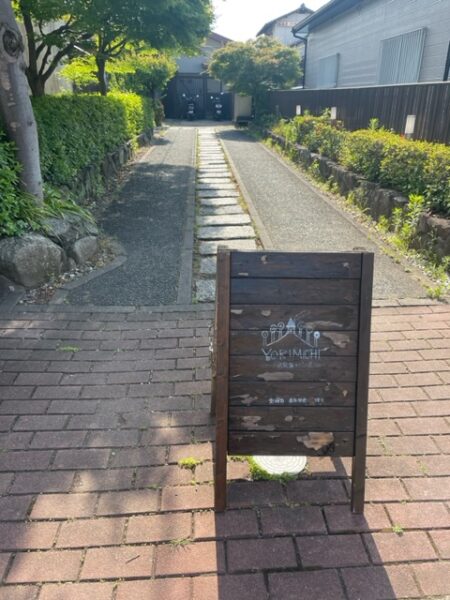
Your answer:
[214,440,227,511]
[214,249,231,511]
[351,252,373,514]
[351,443,366,513]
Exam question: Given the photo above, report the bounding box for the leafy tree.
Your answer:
[17,0,90,97]
[16,0,213,96]
[116,48,177,98]
[61,47,177,98]
[0,0,43,201]
[209,36,301,119]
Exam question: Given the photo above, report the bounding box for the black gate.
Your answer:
[164,75,232,120]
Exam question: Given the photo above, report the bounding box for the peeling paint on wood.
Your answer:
[258,371,294,381]
[296,432,334,450]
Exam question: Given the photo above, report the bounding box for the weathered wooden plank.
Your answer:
[230,355,357,382]
[228,431,354,456]
[229,407,355,432]
[231,251,362,279]
[351,252,374,514]
[214,249,231,512]
[230,330,358,356]
[230,305,359,331]
[230,279,359,305]
[229,381,355,407]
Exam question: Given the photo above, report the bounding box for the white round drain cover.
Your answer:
[252,455,307,475]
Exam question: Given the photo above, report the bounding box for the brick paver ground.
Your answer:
[0,302,449,599]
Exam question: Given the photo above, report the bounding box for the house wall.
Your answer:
[271,11,308,46]
[177,36,225,75]
[305,0,450,88]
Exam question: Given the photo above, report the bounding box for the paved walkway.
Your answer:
[0,124,449,599]
[67,126,196,306]
[219,129,427,300]
[194,128,257,302]
[0,301,449,599]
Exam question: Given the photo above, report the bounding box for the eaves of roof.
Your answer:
[292,0,362,34]
[257,4,313,36]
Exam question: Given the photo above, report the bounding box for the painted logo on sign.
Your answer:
[261,317,322,364]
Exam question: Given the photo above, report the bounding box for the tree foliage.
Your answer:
[1,0,43,200]
[209,36,301,117]
[61,47,177,97]
[16,0,213,95]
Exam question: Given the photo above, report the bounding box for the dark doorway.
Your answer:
[164,75,232,120]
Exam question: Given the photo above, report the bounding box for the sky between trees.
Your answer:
[212,0,328,41]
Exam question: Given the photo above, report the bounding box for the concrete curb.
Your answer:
[219,131,274,250]
[51,245,128,305]
[12,302,215,314]
[257,137,435,295]
[176,127,197,304]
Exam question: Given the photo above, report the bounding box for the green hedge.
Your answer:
[1,92,154,236]
[33,92,154,188]
[273,115,450,217]
[0,133,29,236]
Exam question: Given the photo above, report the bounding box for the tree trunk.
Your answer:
[96,55,108,96]
[0,0,43,202]
[27,71,46,97]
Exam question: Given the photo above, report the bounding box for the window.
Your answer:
[317,54,339,88]
[378,29,426,84]
[444,41,450,81]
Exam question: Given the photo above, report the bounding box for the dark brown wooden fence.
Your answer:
[268,82,450,144]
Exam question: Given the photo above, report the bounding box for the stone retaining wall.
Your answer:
[268,132,450,261]
[74,130,153,204]
[0,130,153,288]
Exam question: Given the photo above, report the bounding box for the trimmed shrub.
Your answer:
[1,92,153,236]
[274,115,346,162]
[340,129,388,181]
[271,115,450,217]
[33,92,154,188]
[0,134,31,236]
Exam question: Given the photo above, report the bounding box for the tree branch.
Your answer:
[42,44,75,83]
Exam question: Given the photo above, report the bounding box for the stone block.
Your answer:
[200,257,217,275]
[196,279,216,302]
[0,233,66,288]
[198,226,255,240]
[197,214,251,227]
[69,236,99,265]
[200,198,239,207]
[198,190,239,199]
[200,205,244,216]
[199,239,257,255]
[44,214,99,251]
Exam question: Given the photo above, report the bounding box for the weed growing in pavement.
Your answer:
[58,345,80,352]
[169,538,192,547]
[178,457,204,470]
[229,455,247,462]
[392,524,404,535]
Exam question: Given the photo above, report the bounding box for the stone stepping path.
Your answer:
[193,129,258,302]
[198,214,252,226]
[200,205,245,216]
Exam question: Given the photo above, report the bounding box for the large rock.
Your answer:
[0,233,66,288]
[44,214,99,251]
[69,236,99,265]
[416,213,450,259]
